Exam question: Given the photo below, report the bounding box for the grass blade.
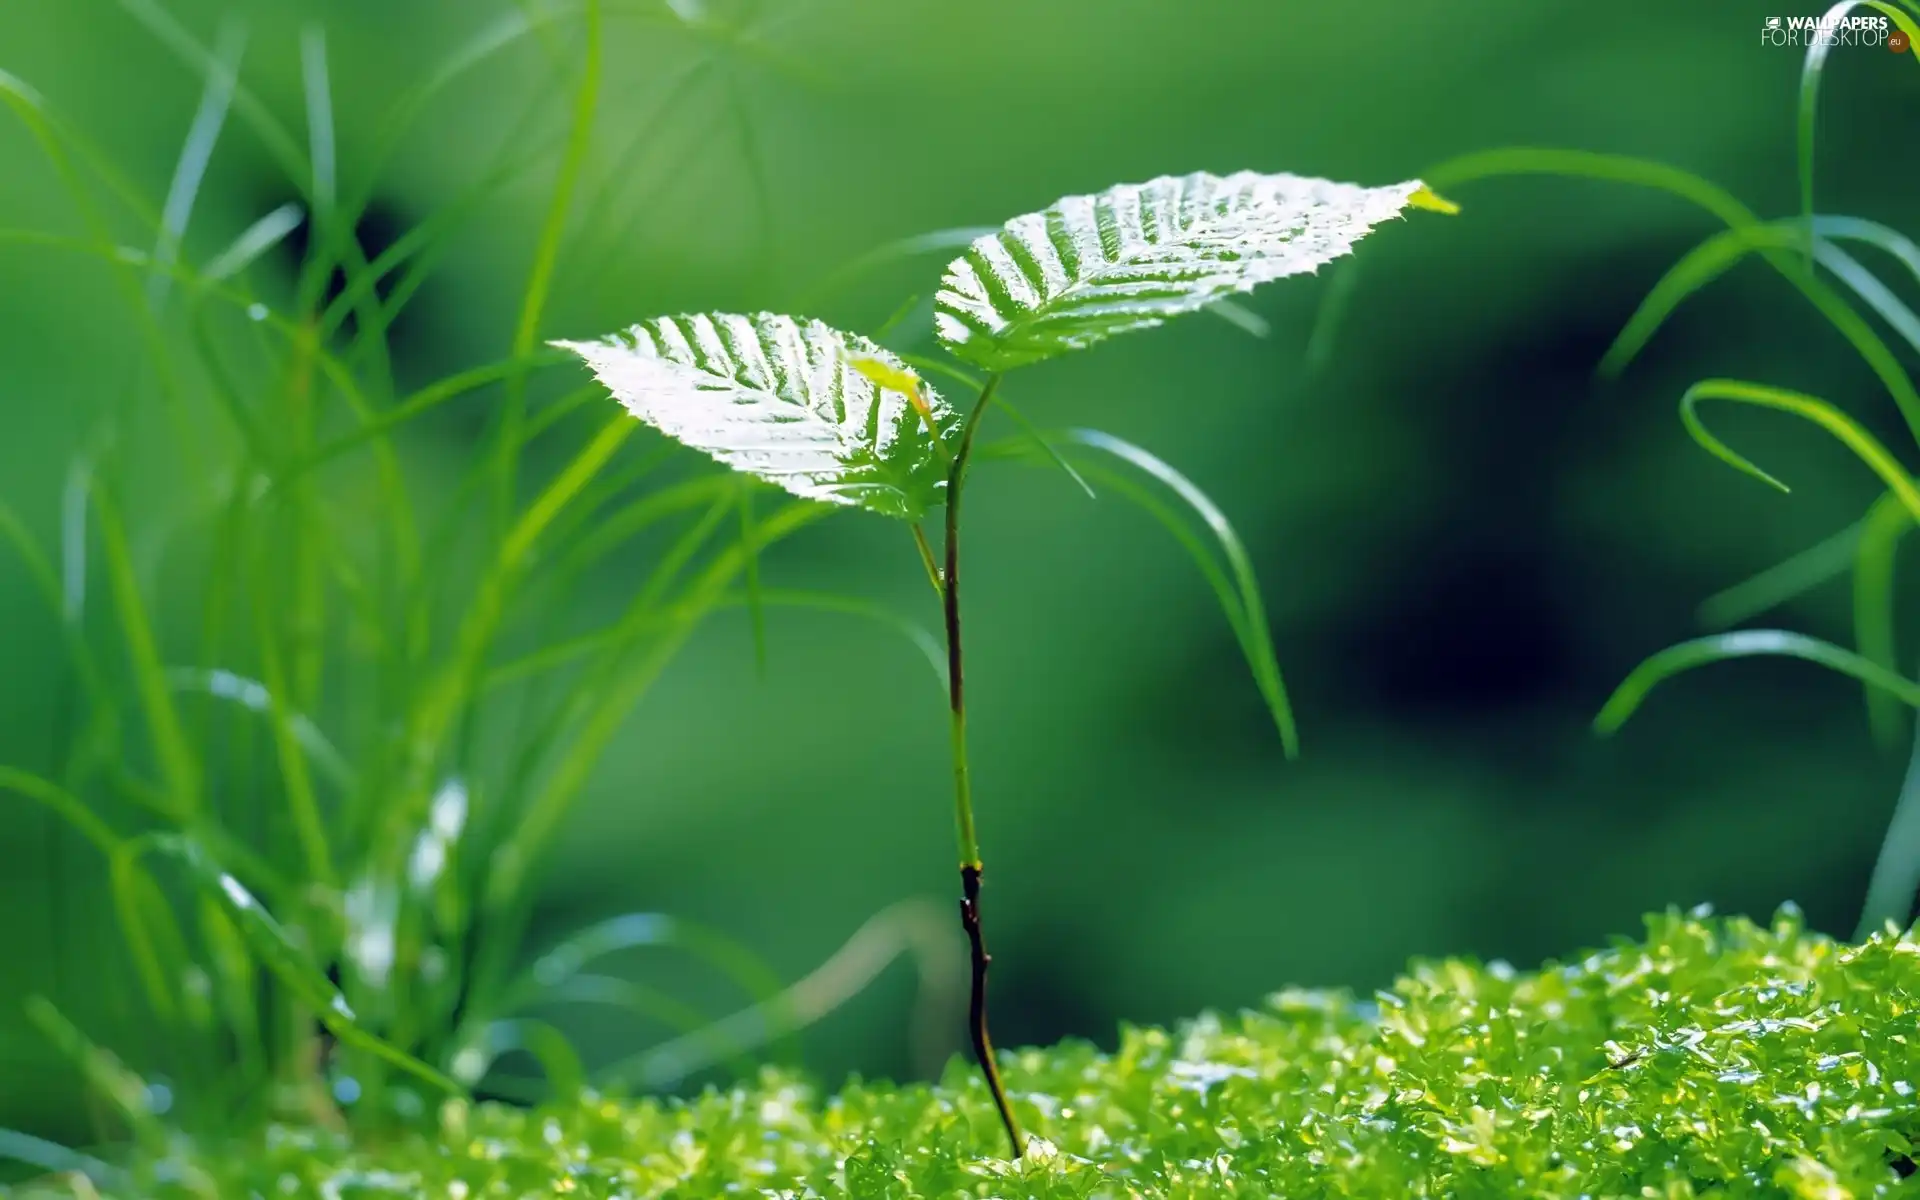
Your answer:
[1037,428,1300,759]
[1424,149,1920,447]
[1305,258,1363,376]
[1820,215,1920,285]
[791,226,999,313]
[1604,216,1920,378]
[896,356,1095,500]
[738,479,768,676]
[499,0,602,528]
[522,973,752,1076]
[1595,629,1920,735]
[1816,239,1920,356]
[303,21,345,203]
[454,1018,584,1101]
[509,912,782,1012]
[1676,379,1920,522]
[0,766,120,857]
[202,202,305,283]
[93,486,199,819]
[1854,492,1913,750]
[163,668,354,789]
[252,558,335,886]
[717,589,947,692]
[112,0,307,187]
[0,1127,122,1188]
[148,16,245,310]
[1798,3,1920,248]
[1600,223,1800,378]
[469,501,831,1012]
[24,998,159,1137]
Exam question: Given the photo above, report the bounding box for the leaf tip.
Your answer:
[1407,186,1461,216]
[846,354,923,396]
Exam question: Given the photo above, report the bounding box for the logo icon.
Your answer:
[1765,16,1782,29]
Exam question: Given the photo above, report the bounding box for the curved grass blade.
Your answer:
[1595,629,1920,735]
[0,1126,122,1188]
[508,912,786,1018]
[1820,215,1920,286]
[1677,379,1920,523]
[792,225,998,313]
[112,0,306,188]
[148,16,244,311]
[24,998,159,1137]
[0,502,113,732]
[525,973,756,1081]
[738,479,768,676]
[1854,492,1913,749]
[987,396,1096,501]
[553,474,736,576]
[1605,216,1920,386]
[718,589,948,692]
[390,417,635,853]
[1817,239,1920,356]
[468,501,831,1013]
[1798,3,1920,246]
[499,0,602,527]
[1037,428,1300,758]
[895,355,1095,501]
[936,172,1427,370]
[1601,223,1801,378]
[163,668,354,790]
[289,350,574,481]
[202,202,305,283]
[1424,149,1920,444]
[0,766,120,857]
[452,1018,584,1102]
[1305,257,1364,376]
[93,487,199,820]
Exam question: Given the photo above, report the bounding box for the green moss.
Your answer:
[82,910,1920,1198]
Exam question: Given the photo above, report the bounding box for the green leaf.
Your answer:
[934,171,1427,370]
[554,313,960,518]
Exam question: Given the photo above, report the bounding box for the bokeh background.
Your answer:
[4,0,1919,1144]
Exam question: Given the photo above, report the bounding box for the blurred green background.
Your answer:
[4,0,1919,1144]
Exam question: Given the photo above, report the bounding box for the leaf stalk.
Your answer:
[939,373,1023,1158]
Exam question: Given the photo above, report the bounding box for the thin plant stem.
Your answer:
[940,372,1023,1158]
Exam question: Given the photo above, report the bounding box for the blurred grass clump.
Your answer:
[0,0,873,1154]
[32,907,1920,1199]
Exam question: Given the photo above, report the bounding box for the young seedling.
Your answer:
[557,169,1447,1156]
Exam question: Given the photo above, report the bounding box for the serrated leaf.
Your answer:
[935,170,1426,370]
[554,313,959,519]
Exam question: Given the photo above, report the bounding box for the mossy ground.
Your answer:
[37,909,1920,1198]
